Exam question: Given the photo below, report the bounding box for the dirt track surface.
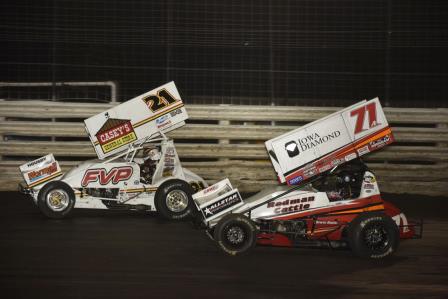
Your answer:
[0,191,447,299]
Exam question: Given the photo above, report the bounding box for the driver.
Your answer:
[145,147,161,162]
[140,147,161,184]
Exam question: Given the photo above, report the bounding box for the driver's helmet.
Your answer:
[144,147,161,161]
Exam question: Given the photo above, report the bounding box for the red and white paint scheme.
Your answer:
[195,163,421,258]
[194,98,421,258]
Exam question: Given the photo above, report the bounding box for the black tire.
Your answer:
[154,179,195,220]
[213,213,257,256]
[37,181,76,219]
[348,212,399,259]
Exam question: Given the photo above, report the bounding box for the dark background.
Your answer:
[1,0,447,106]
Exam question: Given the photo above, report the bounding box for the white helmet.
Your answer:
[147,148,161,161]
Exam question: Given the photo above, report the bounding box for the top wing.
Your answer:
[265,98,394,184]
[84,81,188,159]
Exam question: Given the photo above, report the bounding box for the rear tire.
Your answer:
[155,179,195,220]
[37,181,76,219]
[213,214,257,256]
[348,212,399,259]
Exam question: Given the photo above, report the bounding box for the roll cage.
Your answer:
[105,132,169,164]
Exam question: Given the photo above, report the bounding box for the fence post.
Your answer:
[436,123,447,148]
[0,99,4,162]
[218,120,230,162]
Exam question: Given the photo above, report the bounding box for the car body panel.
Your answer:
[20,138,207,212]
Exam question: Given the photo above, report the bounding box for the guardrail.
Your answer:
[1,100,447,196]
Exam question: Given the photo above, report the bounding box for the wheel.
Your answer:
[154,179,195,220]
[37,181,76,219]
[348,212,399,259]
[213,214,257,256]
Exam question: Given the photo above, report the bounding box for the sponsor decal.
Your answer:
[157,120,172,129]
[304,167,317,178]
[303,163,315,171]
[288,176,303,185]
[156,115,169,124]
[27,162,58,182]
[162,147,175,177]
[331,158,344,166]
[364,183,375,190]
[267,196,315,214]
[364,175,376,183]
[369,134,391,150]
[284,131,341,158]
[285,141,300,157]
[318,164,332,173]
[357,145,370,156]
[26,156,47,168]
[96,119,137,154]
[344,152,357,162]
[156,114,173,129]
[81,166,133,187]
[203,184,219,194]
[316,220,338,225]
[201,191,243,218]
[170,108,183,117]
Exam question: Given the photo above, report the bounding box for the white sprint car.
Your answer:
[19,82,207,220]
[19,135,206,220]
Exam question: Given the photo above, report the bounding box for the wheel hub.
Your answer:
[226,226,245,244]
[364,224,389,250]
[366,228,382,243]
[46,189,70,212]
[165,190,189,212]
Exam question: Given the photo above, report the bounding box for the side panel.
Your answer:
[359,171,381,198]
[152,140,185,184]
[65,162,140,189]
[200,190,244,222]
[74,190,156,210]
[250,191,330,220]
[193,178,233,207]
[19,154,62,188]
[183,168,208,192]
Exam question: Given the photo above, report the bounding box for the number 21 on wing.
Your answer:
[350,101,380,135]
[142,88,178,113]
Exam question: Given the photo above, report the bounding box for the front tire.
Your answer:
[348,212,399,259]
[213,214,257,256]
[37,181,76,219]
[154,179,195,220]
